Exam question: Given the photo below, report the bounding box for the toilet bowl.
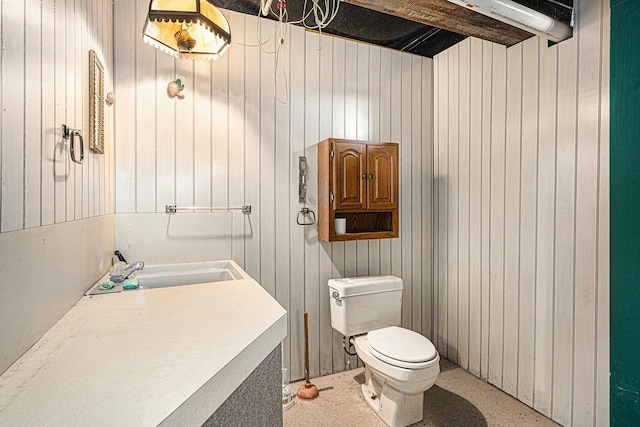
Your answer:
[328,276,440,427]
[354,327,440,394]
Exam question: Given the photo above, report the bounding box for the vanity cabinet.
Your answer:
[318,138,399,242]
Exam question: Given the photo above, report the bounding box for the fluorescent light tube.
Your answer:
[445,0,572,43]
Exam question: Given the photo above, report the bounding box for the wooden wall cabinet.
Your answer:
[318,138,399,242]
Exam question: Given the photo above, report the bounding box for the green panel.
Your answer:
[611,0,640,425]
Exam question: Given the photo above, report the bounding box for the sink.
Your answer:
[86,260,245,295]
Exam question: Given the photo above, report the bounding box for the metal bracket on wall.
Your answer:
[165,205,252,214]
[299,156,308,203]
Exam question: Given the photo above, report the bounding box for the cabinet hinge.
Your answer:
[330,192,334,203]
[330,149,334,159]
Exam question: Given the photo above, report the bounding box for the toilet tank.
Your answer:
[328,276,403,337]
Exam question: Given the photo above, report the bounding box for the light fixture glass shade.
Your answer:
[142,0,231,60]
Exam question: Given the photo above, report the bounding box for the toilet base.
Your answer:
[360,366,424,427]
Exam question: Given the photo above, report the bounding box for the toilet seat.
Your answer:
[367,326,437,369]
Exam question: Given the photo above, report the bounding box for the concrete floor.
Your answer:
[283,359,558,427]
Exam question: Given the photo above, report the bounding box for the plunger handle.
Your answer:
[297,311,319,400]
[304,311,310,384]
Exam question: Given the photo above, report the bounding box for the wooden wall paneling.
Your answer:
[288,23,306,381]
[421,56,433,340]
[135,0,157,213]
[389,48,403,368]
[457,39,471,370]
[517,36,539,407]
[432,51,440,349]
[274,17,292,376]
[91,0,100,217]
[193,60,212,208]
[330,37,348,374]
[488,43,506,387]
[356,43,370,277]
[175,59,195,209]
[54,0,67,223]
[259,17,277,299]
[227,12,246,267]
[572,1,602,424]
[596,3,610,424]
[66,0,77,221]
[86,0,95,218]
[368,46,381,277]
[91,0,99,217]
[114,0,136,213]
[318,32,334,376]
[211,30,229,209]
[378,48,392,276]
[479,40,492,381]
[400,53,413,330]
[468,37,483,377]
[534,37,558,417]
[106,0,116,214]
[411,55,423,334]
[154,46,176,213]
[76,0,85,219]
[2,0,25,231]
[446,44,459,362]
[503,42,522,397]
[343,43,358,361]
[41,0,56,225]
[303,31,321,379]
[343,37,358,370]
[436,50,448,356]
[97,0,106,216]
[552,33,578,427]
[243,14,262,282]
[25,0,42,228]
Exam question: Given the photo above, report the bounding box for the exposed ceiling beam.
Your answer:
[343,0,534,46]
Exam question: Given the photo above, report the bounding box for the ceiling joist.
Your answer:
[343,0,534,46]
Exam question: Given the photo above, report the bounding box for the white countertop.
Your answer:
[0,274,287,426]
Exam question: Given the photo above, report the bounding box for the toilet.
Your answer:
[328,276,440,427]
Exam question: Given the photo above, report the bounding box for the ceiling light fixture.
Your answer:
[445,0,572,43]
[142,0,231,60]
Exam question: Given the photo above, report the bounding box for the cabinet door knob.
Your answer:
[369,174,375,179]
[362,174,367,179]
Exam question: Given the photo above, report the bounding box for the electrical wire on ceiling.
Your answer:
[246,0,342,103]
[230,0,342,103]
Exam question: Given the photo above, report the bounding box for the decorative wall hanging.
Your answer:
[167,79,185,98]
[89,50,104,154]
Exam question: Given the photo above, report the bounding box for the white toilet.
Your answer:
[328,276,440,427]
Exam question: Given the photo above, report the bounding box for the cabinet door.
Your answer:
[333,142,366,210]
[367,144,398,210]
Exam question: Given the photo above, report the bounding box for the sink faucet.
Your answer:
[110,261,144,283]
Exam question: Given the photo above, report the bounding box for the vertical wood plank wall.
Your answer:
[0,0,115,233]
[113,5,434,381]
[432,1,609,425]
[0,0,115,374]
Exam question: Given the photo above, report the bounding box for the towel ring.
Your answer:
[62,125,84,164]
[297,208,316,226]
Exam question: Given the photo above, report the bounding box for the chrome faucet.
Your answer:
[109,261,144,283]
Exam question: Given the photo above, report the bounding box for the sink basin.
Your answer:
[86,260,245,295]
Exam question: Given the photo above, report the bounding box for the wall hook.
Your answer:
[62,125,84,164]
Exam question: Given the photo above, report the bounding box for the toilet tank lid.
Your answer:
[327,275,403,298]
